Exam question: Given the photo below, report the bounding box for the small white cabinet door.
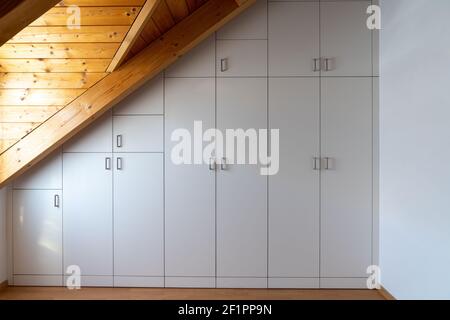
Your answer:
[216,40,267,77]
[63,153,113,276]
[114,153,164,277]
[217,78,267,278]
[113,116,163,153]
[165,78,216,278]
[321,1,372,76]
[268,78,320,278]
[320,78,373,278]
[13,190,62,275]
[269,1,319,77]
[63,111,112,153]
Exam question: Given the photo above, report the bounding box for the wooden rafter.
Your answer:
[0,0,61,47]
[0,0,255,187]
[107,0,161,72]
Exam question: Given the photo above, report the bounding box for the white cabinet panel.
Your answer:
[217,40,267,77]
[114,153,164,277]
[321,1,372,76]
[269,2,319,76]
[165,78,215,278]
[13,190,62,275]
[113,116,163,153]
[217,78,267,278]
[63,111,112,153]
[13,150,62,190]
[166,36,215,78]
[269,78,320,279]
[63,153,113,276]
[320,78,373,278]
[217,0,267,40]
[114,73,163,115]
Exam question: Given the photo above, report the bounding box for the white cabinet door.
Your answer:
[63,153,113,277]
[113,73,164,115]
[63,111,112,153]
[217,78,267,280]
[165,78,216,282]
[321,1,372,76]
[114,153,163,278]
[320,78,373,278]
[268,78,320,279]
[113,116,163,153]
[269,2,319,77]
[13,150,62,190]
[13,190,62,275]
[217,0,267,40]
[216,40,267,77]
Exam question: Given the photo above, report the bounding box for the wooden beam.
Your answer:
[0,0,255,187]
[0,0,61,47]
[107,0,161,72]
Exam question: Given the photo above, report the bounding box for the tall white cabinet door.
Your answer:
[269,2,319,77]
[13,190,62,277]
[165,78,216,286]
[321,1,372,76]
[320,78,373,278]
[216,78,267,284]
[114,153,164,279]
[268,78,320,281]
[63,153,113,279]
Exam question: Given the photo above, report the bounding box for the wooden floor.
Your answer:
[0,287,385,300]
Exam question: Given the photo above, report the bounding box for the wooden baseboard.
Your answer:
[378,286,396,300]
[0,280,8,292]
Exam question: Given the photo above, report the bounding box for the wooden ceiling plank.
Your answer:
[151,0,176,34]
[185,0,208,13]
[0,73,107,89]
[0,122,41,140]
[0,106,63,123]
[0,139,19,154]
[0,43,120,59]
[0,0,61,47]
[0,89,86,106]
[9,26,129,43]
[166,0,190,23]
[107,0,162,72]
[57,0,146,6]
[0,0,256,187]
[30,7,141,26]
[0,59,111,73]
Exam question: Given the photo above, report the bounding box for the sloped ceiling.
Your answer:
[0,0,209,155]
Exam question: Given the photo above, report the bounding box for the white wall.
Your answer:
[0,187,7,283]
[380,0,450,299]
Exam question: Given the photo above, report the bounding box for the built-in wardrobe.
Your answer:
[7,0,378,289]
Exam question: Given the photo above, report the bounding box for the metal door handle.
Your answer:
[324,58,331,71]
[117,157,123,170]
[116,135,123,148]
[313,157,321,170]
[323,157,331,170]
[54,194,60,208]
[313,58,321,72]
[220,158,228,171]
[105,157,112,170]
[220,58,228,72]
[209,158,216,171]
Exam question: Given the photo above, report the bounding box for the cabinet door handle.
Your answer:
[220,158,228,171]
[54,194,60,208]
[313,58,321,72]
[105,157,112,170]
[117,157,123,170]
[116,135,123,148]
[209,157,216,171]
[323,157,331,170]
[324,58,331,71]
[220,58,228,72]
[313,157,321,170]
